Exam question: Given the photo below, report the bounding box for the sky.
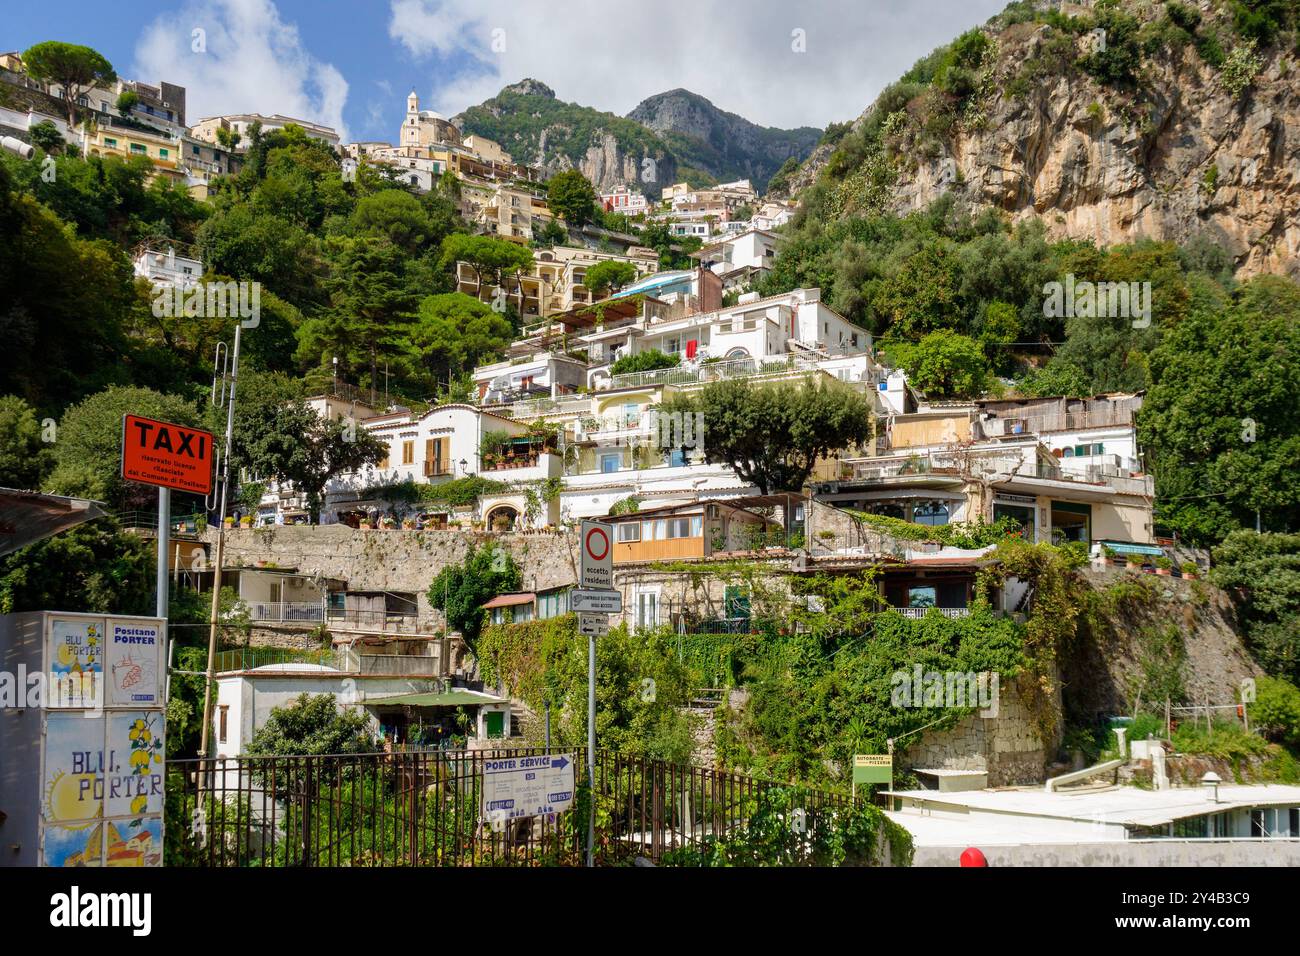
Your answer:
[6,0,1008,144]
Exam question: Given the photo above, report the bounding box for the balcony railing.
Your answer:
[502,394,591,419]
[326,608,423,633]
[247,601,326,624]
[891,607,971,619]
[607,353,846,391]
[422,458,453,477]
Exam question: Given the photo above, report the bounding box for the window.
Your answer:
[130,143,147,155]
[159,148,168,158]
[378,452,390,470]
[600,453,620,473]
[617,522,640,543]
[912,501,950,526]
[192,145,201,155]
[104,137,117,148]
[538,590,569,619]
[908,586,937,609]
[218,705,229,744]
[636,590,659,628]
[402,440,415,465]
[668,449,687,467]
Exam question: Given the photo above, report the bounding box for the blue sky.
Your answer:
[7,0,1007,142]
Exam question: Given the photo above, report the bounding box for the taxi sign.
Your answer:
[121,415,215,495]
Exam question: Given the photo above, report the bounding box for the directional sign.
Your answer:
[482,753,575,822]
[122,415,215,495]
[580,520,613,589]
[571,589,622,614]
[578,613,609,637]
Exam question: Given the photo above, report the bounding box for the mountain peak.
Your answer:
[501,78,554,98]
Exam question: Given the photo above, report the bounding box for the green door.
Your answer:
[485,710,505,738]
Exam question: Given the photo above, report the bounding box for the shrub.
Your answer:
[1251,675,1300,747]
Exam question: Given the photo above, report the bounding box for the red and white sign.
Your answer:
[580,520,613,589]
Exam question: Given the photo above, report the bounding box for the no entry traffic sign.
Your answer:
[580,519,613,589]
[121,415,215,495]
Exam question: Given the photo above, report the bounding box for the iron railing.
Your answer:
[210,647,336,673]
[164,749,862,867]
[247,601,325,624]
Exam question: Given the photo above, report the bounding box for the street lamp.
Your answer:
[332,355,338,393]
[459,458,468,475]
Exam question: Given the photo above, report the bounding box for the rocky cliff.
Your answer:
[784,2,1300,277]
[627,88,822,191]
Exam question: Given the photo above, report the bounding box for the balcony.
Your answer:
[422,458,453,478]
[327,608,423,634]
[246,601,325,624]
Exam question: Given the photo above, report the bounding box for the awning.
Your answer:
[365,690,508,707]
[481,592,535,609]
[1099,541,1164,556]
[0,488,106,557]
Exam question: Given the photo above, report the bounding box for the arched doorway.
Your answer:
[486,505,519,532]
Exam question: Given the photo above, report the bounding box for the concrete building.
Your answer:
[817,393,1155,549]
[132,242,203,290]
[600,184,649,216]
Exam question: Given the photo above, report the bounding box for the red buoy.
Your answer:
[959,847,988,867]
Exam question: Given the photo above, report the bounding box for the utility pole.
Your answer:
[199,323,242,760]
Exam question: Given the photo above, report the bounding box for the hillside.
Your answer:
[453,79,822,193]
[776,0,1300,278]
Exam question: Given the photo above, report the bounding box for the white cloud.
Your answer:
[133,0,349,141]
[387,0,1007,129]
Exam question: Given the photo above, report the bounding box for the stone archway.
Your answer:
[485,505,519,532]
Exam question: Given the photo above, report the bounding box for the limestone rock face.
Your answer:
[794,22,1300,278]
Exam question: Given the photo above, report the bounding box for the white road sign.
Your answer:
[578,613,609,637]
[482,753,575,822]
[580,520,613,589]
[571,589,623,614]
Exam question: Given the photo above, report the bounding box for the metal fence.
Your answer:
[164,749,860,867]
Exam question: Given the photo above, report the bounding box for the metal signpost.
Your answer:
[578,520,616,867]
[120,414,216,704]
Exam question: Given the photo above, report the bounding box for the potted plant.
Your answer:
[1181,561,1199,580]
[402,517,416,530]
[239,516,252,528]
[359,519,372,530]
[1101,545,1121,566]
[224,516,235,528]
[1155,556,1173,576]
[1125,553,1142,571]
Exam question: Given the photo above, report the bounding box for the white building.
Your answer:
[600,184,649,216]
[132,243,203,290]
[191,113,340,150]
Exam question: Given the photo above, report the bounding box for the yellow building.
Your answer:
[83,124,186,185]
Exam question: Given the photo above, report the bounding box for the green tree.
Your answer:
[1141,276,1300,542]
[114,89,139,118]
[583,260,637,297]
[1210,530,1300,682]
[870,240,961,338]
[348,189,443,255]
[229,395,387,522]
[409,292,512,386]
[0,519,152,615]
[609,348,679,376]
[661,376,873,494]
[245,693,376,756]
[21,41,116,128]
[27,120,65,154]
[0,395,54,489]
[299,237,416,392]
[427,542,522,647]
[883,330,991,398]
[437,233,533,298]
[1251,676,1300,748]
[546,169,598,227]
[48,385,199,511]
